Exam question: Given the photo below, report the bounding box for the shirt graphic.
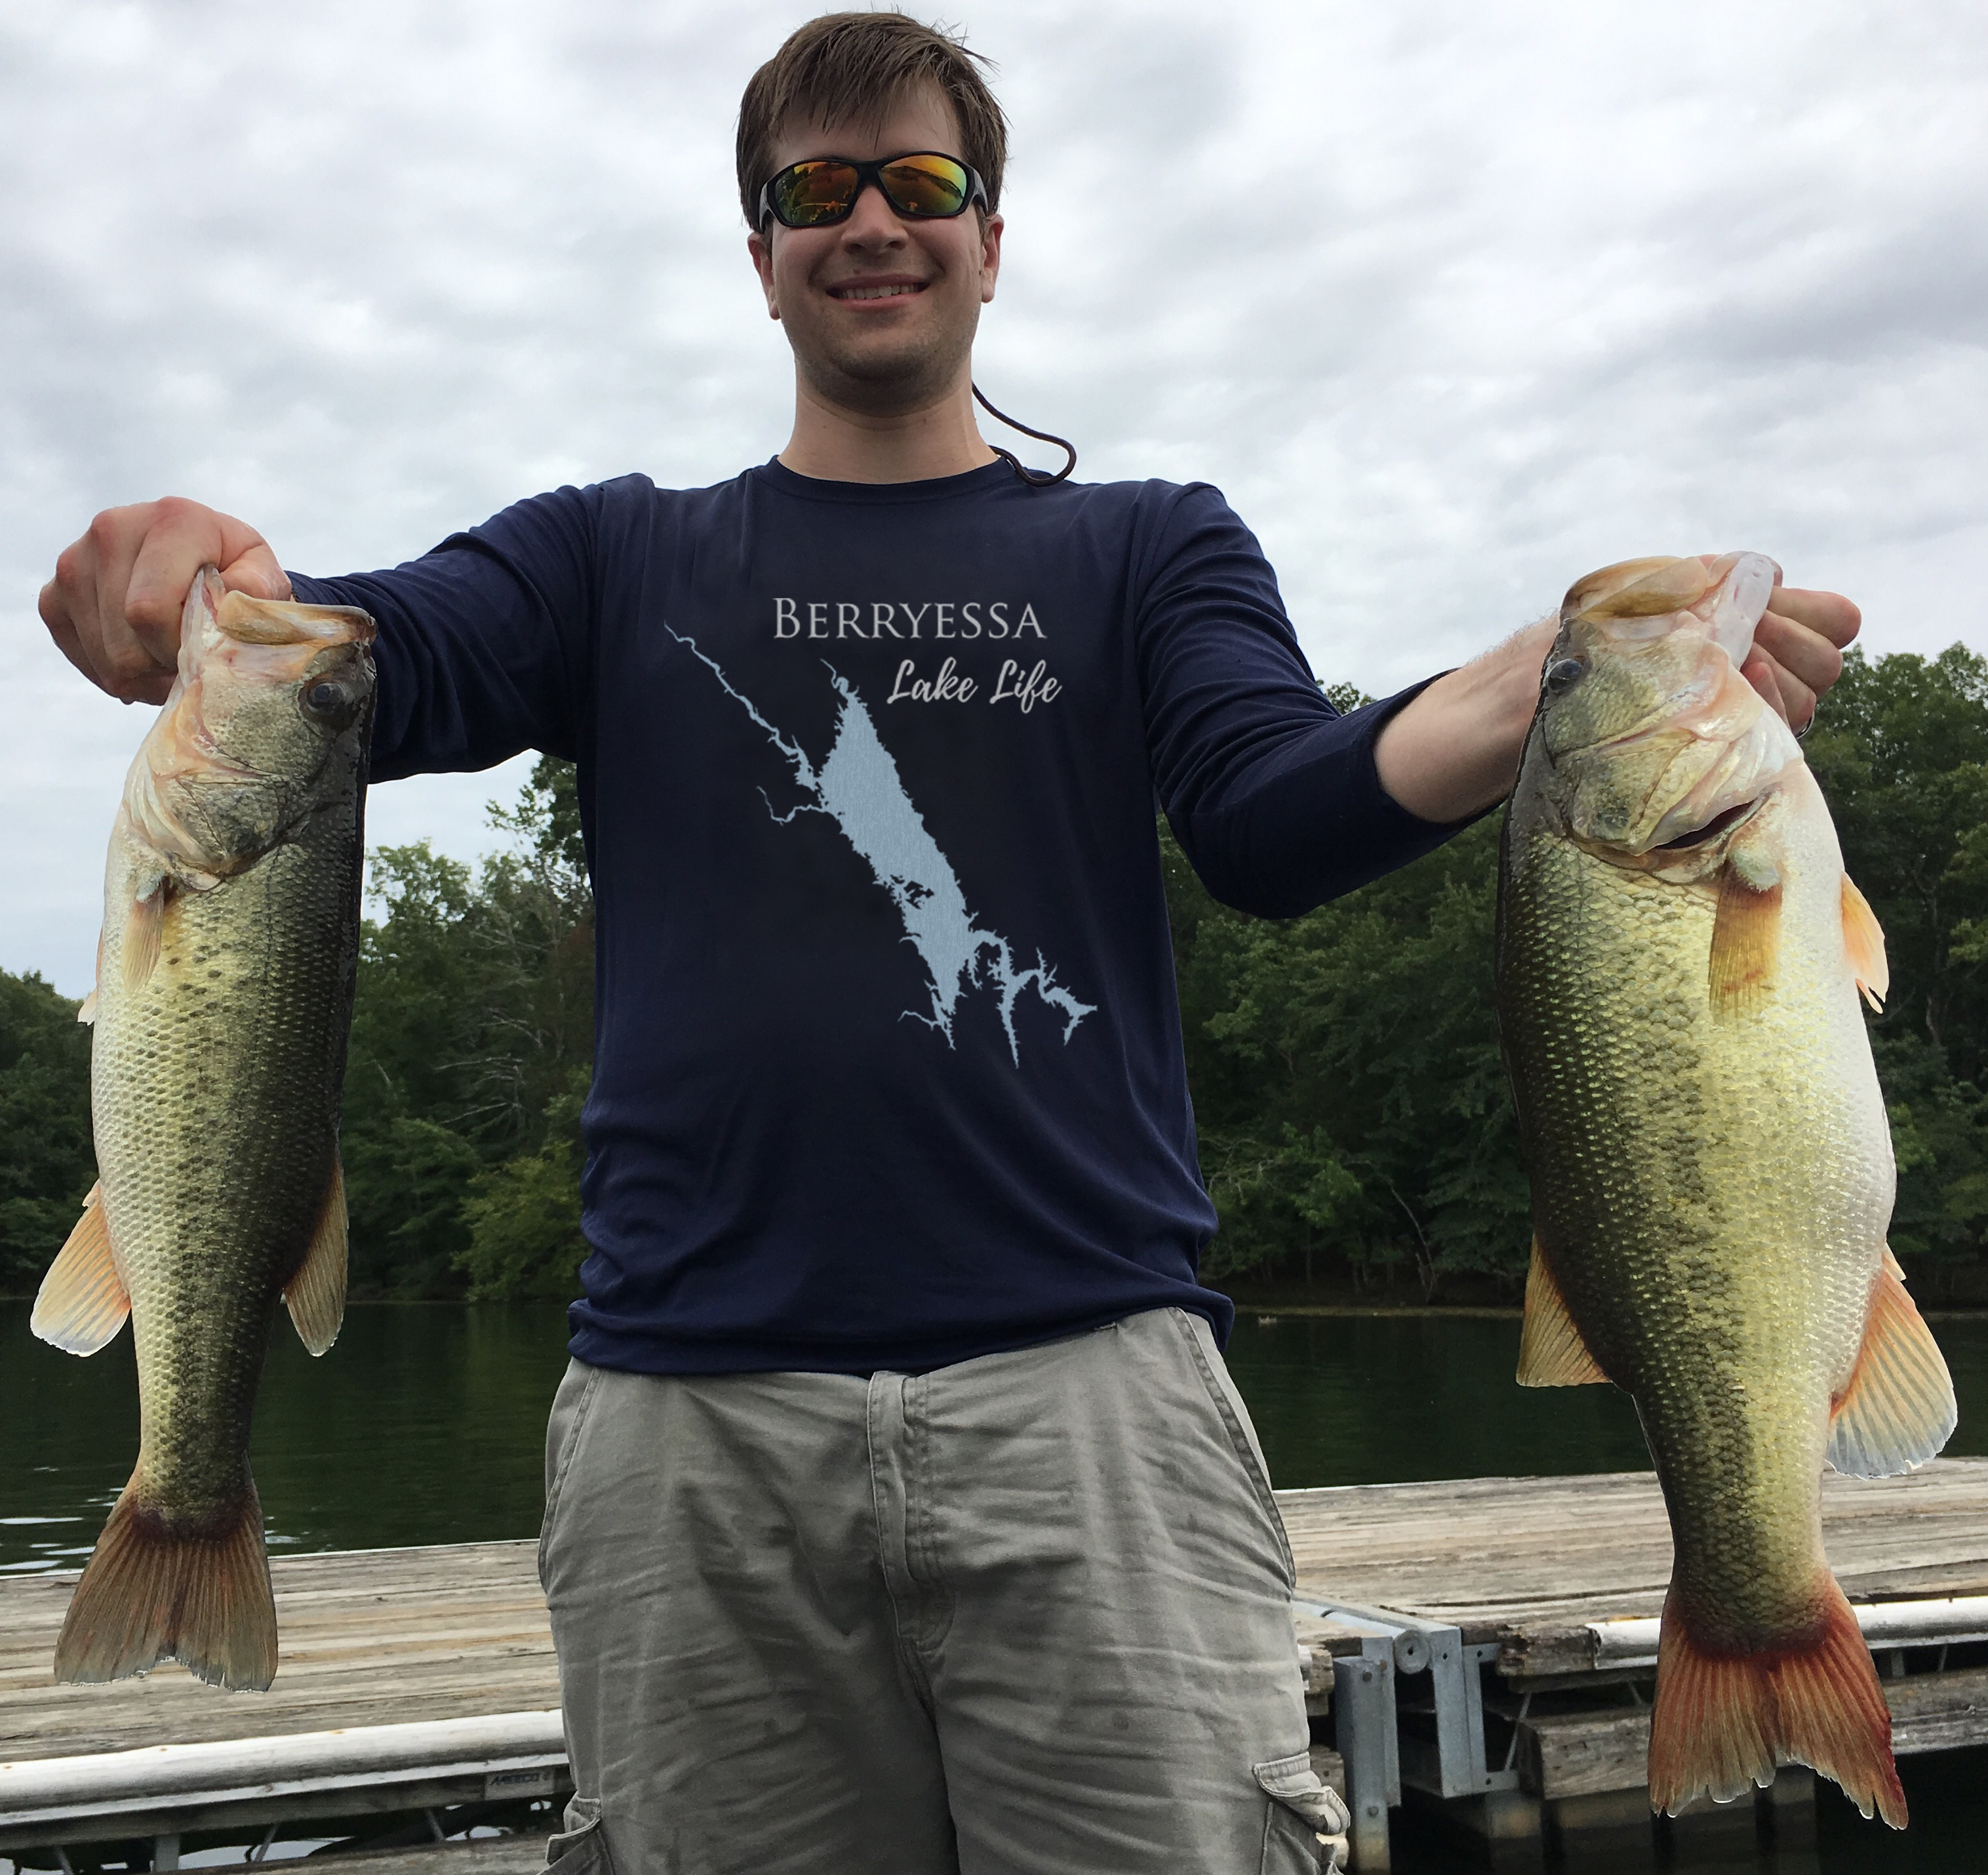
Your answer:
[671,630,1094,1063]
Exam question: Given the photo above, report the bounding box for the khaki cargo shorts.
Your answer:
[538,1306,1347,1872]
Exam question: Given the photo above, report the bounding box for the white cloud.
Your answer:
[2,0,1983,991]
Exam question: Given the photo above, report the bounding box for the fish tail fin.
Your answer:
[55,1478,277,1691]
[1648,1580,1905,1828]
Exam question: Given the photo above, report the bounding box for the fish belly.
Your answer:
[56,824,357,1689]
[1503,828,1885,1613]
[1499,803,1903,1818]
[96,832,351,1514]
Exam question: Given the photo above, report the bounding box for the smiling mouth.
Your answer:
[830,282,926,301]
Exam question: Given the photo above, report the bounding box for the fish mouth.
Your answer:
[1650,797,1762,853]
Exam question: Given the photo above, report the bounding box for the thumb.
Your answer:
[219,543,293,602]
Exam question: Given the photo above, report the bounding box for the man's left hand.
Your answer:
[1745,584,1860,733]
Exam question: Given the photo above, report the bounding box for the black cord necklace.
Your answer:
[972,384,1077,486]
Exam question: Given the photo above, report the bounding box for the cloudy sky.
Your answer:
[3,0,1983,994]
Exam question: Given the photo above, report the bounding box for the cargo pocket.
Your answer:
[544,1794,615,1872]
[1255,1752,1351,1873]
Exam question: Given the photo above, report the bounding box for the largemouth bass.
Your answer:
[1496,553,1956,1826]
[32,567,375,1691]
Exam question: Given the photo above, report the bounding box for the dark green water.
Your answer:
[5,1301,1986,1870]
[5,1300,1987,1567]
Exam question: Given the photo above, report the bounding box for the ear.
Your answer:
[747,230,780,321]
[979,210,1004,306]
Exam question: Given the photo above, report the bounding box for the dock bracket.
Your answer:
[1332,1637,1399,1871]
[1298,1594,1521,1866]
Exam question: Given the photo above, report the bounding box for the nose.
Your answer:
[837,178,909,247]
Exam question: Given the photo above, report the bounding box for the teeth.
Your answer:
[837,283,920,300]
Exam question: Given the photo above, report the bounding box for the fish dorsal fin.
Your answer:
[1709,862,1781,1016]
[1842,876,1888,1012]
[284,1155,348,1356]
[31,1184,131,1356]
[1517,1236,1611,1386]
[1827,1247,1956,1478]
[123,885,169,992]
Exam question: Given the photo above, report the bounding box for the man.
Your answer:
[41,15,1855,1874]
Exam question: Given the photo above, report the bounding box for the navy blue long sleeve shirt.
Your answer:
[292,460,1456,1373]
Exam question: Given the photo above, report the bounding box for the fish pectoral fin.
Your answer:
[1826,1246,1956,1477]
[1708,861,1781,1017]
[1842,876,1889,1012]
[283,1154,348,1357]
[1517,1236,1611,1386]
[123,882,170,991]
[30,1183,131,1356]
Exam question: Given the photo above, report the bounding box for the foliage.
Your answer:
[0,970,95,1291]
[1170,647,1988,1297]
[1806,646,1988,1273]
[8,649,1987,1304]
[339,756,594,1297]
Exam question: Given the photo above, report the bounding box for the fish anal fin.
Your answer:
[1827,1247,1956,1477]
[1517,1236,1611,1386]
[31,1184,130,1356]
[1709,865,1781,1016]
[1842,876,1889,1012]
[1648,1578,1905,1827]
[283,1155,348,1357]
[123,885,170,992]
[54,1477,276,1691]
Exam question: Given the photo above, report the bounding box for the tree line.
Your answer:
[3,645,1985,1304]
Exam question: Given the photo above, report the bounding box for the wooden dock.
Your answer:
[3,1460,1987,1870]
[0,1542,559,1767]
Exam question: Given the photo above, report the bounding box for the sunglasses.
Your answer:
[759,151,988,230]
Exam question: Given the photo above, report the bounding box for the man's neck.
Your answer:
[777,373,997,484]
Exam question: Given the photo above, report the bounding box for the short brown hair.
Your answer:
[736,12,1008,227]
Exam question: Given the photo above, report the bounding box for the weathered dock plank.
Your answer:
[1517,1664,1988,1799]
[1279,1457,1988,1644]
[0,1543,557,1764]
[5,1459,1985,1778]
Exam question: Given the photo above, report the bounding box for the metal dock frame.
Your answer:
[1296,1598,1519,1871]
[0,1710,570,1867]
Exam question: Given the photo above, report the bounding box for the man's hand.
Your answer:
[1373,569,1863,826]
[40,499,290,705]
[1745,583,1859,735]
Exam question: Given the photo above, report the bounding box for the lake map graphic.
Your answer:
[670,631,1095,1064]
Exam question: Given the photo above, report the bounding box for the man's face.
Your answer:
[747,86,1003,418]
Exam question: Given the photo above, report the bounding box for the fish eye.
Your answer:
[1543,656,1587,697]
[300,677,361,732]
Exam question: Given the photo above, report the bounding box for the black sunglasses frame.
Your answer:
[758,151,989,232]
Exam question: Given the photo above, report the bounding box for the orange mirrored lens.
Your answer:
[774,161,862,226]
[878,155,970,216]
[767,154,974,227]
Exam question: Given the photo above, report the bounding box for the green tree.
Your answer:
[340,757,595,1296]
[0,969,96,1292]
[1808,647,1988,1279]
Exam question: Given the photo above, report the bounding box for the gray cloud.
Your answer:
[3,0,1983,993]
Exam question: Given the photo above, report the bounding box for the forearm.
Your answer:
[1374,618,1555,824]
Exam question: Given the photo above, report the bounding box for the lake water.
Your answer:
[5,1299,1987,1870]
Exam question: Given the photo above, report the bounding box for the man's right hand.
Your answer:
[40,499,292,705]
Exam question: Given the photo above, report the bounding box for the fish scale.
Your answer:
[1496,552,1955,1826]
[31,566,374,1692]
